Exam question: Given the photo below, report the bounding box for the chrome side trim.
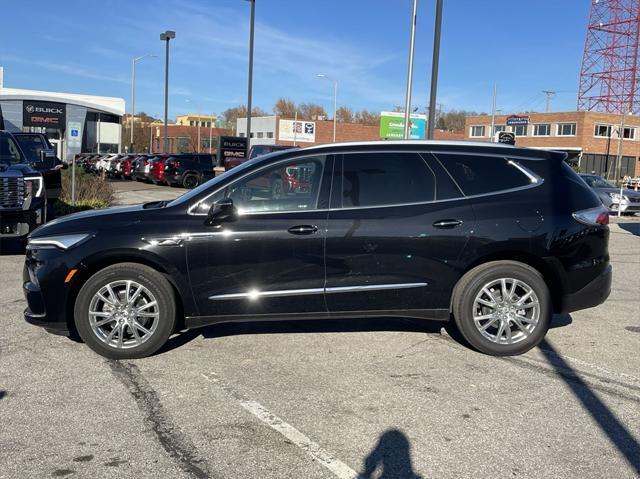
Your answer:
[508,160,542,184]
[210,288,325,300]
[208,282,427,301]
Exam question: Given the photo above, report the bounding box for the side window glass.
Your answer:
[434,153,532,196]
[342,153,435,208]
[224,156,326,214]
[421,152,463,200]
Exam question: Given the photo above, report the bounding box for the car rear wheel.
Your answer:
[452,261,551,356]
[183,174,199,189]
[74,263,176,359]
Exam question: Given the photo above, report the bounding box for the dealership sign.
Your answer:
[23,100,66,128]
[217,136,248,166]
[279,120,315,143]
[379,111,426,140]
[505,115,529,126]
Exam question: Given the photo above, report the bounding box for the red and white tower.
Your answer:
[577,0,640,113]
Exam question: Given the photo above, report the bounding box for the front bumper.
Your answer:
[0,204,45,238]
[609,200,640,213]
[561,264,612,313]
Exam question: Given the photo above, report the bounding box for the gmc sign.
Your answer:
[23,101,66,128]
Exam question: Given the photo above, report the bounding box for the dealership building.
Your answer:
[464,111,640,178]
[0,86,125,161]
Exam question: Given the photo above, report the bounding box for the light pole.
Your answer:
[245,0,256,154]
[130,53,156,152]
[426,0,443,140]
[403,0,418,139]
[160,30,176,153]
[317,74,337,142]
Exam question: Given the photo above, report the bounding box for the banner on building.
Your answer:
[279,120,316,143]
[23,100,66,128]
[379,111,426,140]
[505,115,529,126]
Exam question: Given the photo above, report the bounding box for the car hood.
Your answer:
[30,204,147,238]
[594,187,640,197]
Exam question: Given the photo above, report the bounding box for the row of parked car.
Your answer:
[74,145,299,189]
[75,153,220,189]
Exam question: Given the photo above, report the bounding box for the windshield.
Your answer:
[14,135,47,162]
[0,134,26,165]
[581,175,616,189]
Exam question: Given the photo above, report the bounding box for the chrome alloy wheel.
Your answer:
[472,278,540,345]
[88,280,159,349]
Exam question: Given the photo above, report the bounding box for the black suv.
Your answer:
[23,141,611,359]
[1,131,52,238]
[164,153,216,188]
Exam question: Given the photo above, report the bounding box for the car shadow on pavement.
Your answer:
[0,238,26,255]
[617,222,640,236]
[158,317,445,355]
[359,429,423,479]
[539,339,640,474]
[0,390,6,400]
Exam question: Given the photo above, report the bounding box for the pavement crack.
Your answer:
[108,360,215,479]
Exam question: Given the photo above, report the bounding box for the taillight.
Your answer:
[573,205,609,226]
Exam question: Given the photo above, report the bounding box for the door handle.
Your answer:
[432,219,463,229]
[288,225,318,235]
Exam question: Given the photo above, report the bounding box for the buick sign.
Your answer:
[23,101,66,128]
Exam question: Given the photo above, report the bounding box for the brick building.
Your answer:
[154,124,231,154]
[237,115,464,148]
[464,111,640,178]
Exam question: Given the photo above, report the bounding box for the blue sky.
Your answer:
[0,0,588,119]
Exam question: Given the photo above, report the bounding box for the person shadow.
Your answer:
[360,429,423,479]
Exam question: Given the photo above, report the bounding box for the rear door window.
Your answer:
[434,153,532,196]
[341,152,435,208]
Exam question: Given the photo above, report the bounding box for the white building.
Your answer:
[0,85,125,161]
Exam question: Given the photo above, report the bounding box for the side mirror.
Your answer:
[205,198,237,226]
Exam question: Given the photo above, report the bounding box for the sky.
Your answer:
[0,0,590,119]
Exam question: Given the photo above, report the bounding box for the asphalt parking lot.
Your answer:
[1,184,639,479]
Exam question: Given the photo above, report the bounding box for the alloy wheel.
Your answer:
[472,278,540,345]
[88,280,160,349]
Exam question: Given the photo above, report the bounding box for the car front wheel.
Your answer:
[452,261,551,356]
[74,263,176,359]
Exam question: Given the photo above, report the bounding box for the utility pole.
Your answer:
[245,0,256,154]
[543,90,556,113]
[403,0,418,139]
[612,108,628,181]
[490,83,497,140]
[427,0,443,140]
[160,30,176,153]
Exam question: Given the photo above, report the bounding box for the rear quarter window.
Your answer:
[434,153,532,196]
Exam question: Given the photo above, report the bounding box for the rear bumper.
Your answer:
[561,264,612,313]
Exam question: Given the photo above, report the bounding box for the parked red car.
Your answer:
[149,154,170,185]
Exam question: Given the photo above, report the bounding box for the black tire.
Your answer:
[452,260,551,356]
[271,178,285,199]
[74,263,176,359]
[182,174,199,189]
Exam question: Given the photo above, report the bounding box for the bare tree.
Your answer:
[354,110,380,126]
[222,105,268,130]
[297,103,328,120]
[273,98,297,118]
[336,106,354,123]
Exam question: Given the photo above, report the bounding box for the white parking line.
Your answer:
[201,373,360,479]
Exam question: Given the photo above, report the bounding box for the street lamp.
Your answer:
[130,53,156,152]
[317,74,337,142]
[403,0,418,140]
[426,0,443,140]
[244,0,256,154]
[160,30,176,153]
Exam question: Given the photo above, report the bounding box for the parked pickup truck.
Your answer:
[0,131,62,239]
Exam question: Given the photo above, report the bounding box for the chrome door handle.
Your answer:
[432,219,463,229]
[288,225,318,235]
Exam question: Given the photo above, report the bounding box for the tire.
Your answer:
[182,174,199,189]
[271,178,285,199]
[452,260,551,356]
[74,263,176,359]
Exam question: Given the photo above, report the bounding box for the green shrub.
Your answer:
[55,167,115,216]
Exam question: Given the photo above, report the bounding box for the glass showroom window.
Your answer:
[557,123,576,136]
[533,124,551,136]
[471,126,485,137]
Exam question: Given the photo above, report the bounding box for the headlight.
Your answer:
[24,176,43,198]
[27,233,92,250]
[607,192,622,201]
